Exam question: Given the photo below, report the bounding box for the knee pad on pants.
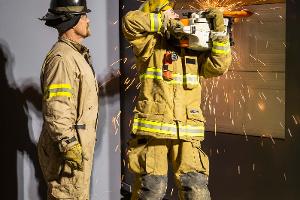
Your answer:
[137,174,168,200]
[179,172,211,200]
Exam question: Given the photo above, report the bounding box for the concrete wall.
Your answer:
[0,0,120,199]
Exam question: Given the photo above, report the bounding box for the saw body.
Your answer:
[175,10,252,51]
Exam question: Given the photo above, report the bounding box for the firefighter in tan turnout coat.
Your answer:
[38,0,98,199]
[123,0,232,199]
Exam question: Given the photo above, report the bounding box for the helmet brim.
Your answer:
[39,12,61,21]
[40,8,91,21]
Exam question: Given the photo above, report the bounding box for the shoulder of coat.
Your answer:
[47,41,81,59]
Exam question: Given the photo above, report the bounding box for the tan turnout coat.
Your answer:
[122,10,232,142]
[38,37,98,199]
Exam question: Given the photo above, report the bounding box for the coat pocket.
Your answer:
[127,137,148,174]
[183,56,200,90]
[198,148,209,176]
[186,106,206,123]
[191,141,209,176]
[38,132,63,181]
[134,100,166,118]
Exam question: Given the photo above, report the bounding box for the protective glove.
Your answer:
[64,143,84,172]
[205,8,225,32]
[166,18,186,39]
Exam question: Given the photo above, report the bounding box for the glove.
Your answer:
[205,8,225,32]
[166,18,186,39]
[64,143,84,171]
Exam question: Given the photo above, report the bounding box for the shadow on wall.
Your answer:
[95,70,120,155]
[98,70,120,101]
[97,68,120,200]
[0,40,46,199]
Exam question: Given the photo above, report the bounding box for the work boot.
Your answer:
[178,172,211,200]
[133,174,168,200]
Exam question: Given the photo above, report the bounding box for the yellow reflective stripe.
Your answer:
[133,118,205,137]
[179,124,205,137]
[212,48,231,54]
[212,40,231,55]
[48,84,72,89]
[179,131,204,137]
[150,13,155,32]
[48,91,72,98]
[181,124,204,130]
[134,118,175,128]
[150,13,162,32]
[140,74,163,80]
[45,83,73,99]
[182,132,204,137]
[213,41,230,47]
[146,67,161,72]
[140,69,199,85]
[132,125,175,135]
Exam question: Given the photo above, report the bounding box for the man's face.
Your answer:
[163,8,179,20]
[73,14,91,38]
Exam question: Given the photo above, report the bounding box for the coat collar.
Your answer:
[59,37,89,55]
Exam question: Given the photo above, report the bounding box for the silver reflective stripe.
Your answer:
[141,70,162,77]
[48,88,72,93]
[182,75,199,83]
[153,14,159,32]
[133,120,177,133]
[212,41,230,54]
[132,118,205,137]
[179,126,204,134]
[140,68,199,86]
[212,44,230,51]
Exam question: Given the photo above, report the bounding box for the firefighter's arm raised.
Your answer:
[199,8,232,78]
[41,55,78,152]
[200,36,232,78]
[122,10,162,61]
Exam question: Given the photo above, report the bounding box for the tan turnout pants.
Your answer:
[127,136,209,199]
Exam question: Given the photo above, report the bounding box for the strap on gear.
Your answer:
[73,124,86,130]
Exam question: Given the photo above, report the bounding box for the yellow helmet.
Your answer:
[139,0,175,13]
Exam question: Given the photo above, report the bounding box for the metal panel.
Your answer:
[174,0,286,10]
[202,3,286,138]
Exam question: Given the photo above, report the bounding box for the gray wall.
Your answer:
[0,0,120,199]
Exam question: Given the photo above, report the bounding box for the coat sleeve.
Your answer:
[41,55,78,152]
[199,36,232,78]
[122,10,162,62]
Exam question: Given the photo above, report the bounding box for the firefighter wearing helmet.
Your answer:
[38,0,99,199]
[123,0,232,199]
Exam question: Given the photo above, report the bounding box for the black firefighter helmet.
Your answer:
[40,0,91,33]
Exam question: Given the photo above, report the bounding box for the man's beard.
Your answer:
[86,25,91,37]
[76,25,91,38]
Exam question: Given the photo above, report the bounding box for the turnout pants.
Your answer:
[38,129,96,200]
[127,136,211,200]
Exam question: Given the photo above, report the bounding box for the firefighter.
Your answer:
[38,0,98,199]
[122,0,232,199]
